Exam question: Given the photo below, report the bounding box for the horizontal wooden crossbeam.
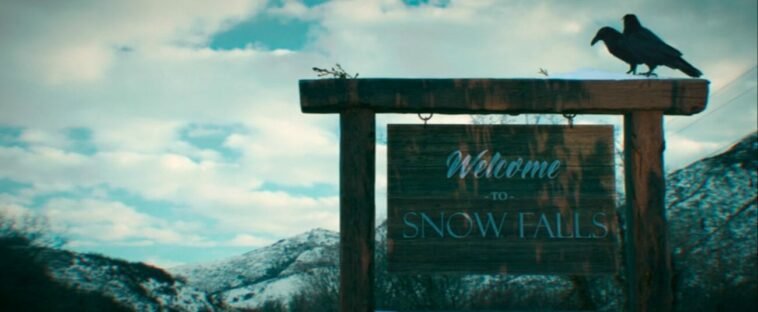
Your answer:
[299,78,709,115]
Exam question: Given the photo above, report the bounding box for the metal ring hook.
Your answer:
[418,113,434,126]
[562,113,577,128]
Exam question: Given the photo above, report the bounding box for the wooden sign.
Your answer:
[387,124,618,274]
[301,78,709,311]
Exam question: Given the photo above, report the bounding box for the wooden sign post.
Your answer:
[299,78,708,312]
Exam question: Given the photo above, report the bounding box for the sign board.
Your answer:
[387,125,618,274]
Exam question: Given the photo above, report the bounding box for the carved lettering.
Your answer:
[446,150,561,180]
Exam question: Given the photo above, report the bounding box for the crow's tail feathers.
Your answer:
[671,57,702,78]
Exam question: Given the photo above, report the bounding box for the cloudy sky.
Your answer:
[0,0,755,267]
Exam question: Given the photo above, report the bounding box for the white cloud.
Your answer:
[0,142,263,201]
[0,199,31,220]
[227,233,274,247]
[44,43,113,84]
[42,198,212,246]
[0,141,339,237]
[19,129,69,149]
[184,126,227,139]
[268,0,311,19]
[144,257,187,269]
[308,1,599,77]
[188,189,340,235]
[93,119,183,153]
[0,0,265,84]
[665,133,731,170]
[224,117,339,186]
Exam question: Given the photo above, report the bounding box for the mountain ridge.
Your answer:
[169,228,338,309]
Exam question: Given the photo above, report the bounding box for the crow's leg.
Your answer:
[626,64,638,75]
[642,64,658,77]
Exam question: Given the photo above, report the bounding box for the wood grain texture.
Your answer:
[623,112,672,311]
[339,109,375,312]
[300,79,709,115]
[387,125,619,274]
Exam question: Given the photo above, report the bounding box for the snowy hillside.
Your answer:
[48,250,214,311]
[170,228,338,310]
[666,131,757,310]
[0,235,214,312]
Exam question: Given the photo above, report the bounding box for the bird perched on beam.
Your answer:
[622,14,702,78]
[591,26,643,75]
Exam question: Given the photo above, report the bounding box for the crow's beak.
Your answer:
[591,36,600,46]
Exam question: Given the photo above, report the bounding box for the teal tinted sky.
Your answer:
[0,0,755,267]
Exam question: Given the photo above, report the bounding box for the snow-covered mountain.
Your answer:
[0,236,214,311]
[170,228,338,310]
[47,249,215,311]
[666,131,757,310]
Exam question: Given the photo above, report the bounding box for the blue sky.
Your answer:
[0,0,756,268]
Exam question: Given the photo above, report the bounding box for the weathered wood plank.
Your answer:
[389,241,618,274]
[300,78,708,115]
[387,125,619,274]
[623,111,672,311]
[339,108,375,312]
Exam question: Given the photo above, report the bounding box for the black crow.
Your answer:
[591,26,643,75]
[622,14,703,78]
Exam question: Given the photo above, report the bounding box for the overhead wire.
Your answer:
[671,84,757,135]
[666,65,757,129]
[665,65,757,167]
[703,132,755,159]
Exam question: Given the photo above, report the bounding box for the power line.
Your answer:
[703,132,755,159]
[671,84,757,135]
[711,65,757,98]
[671,132,754,172]
[667,65,757,128]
